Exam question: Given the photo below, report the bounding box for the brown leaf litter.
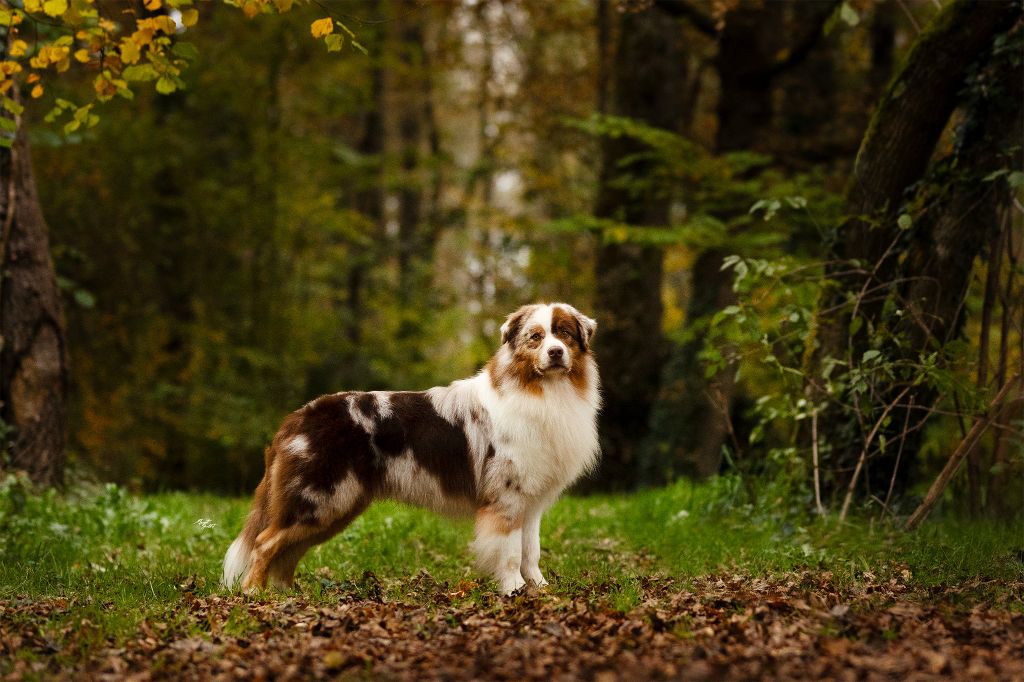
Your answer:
[2,570,1022,681]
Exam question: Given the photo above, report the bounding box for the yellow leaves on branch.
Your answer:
[310,17,363,53]
[3,0,363,136]
[30,45,72,73]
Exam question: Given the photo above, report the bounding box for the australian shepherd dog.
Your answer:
[222,303,600,595]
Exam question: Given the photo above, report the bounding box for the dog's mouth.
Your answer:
[538,360,569,374]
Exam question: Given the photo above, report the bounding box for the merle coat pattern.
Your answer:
[223,303,600,595]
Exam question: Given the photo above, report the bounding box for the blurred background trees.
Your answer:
[0,0,1020,521]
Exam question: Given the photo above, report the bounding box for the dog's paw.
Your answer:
[522,568,548,588]
[499,574,527,596]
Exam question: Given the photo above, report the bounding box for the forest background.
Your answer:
[1,0,1023,677]
[0,0,1022,519]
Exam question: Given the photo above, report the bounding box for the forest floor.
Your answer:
[1,477,1022,680]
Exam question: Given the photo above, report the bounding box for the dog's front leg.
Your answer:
[472,503,526,595]
[520,504,548,587]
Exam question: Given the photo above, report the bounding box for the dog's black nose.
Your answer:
[548,347,564,361]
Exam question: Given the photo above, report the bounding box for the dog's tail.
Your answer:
[222,446,275,590]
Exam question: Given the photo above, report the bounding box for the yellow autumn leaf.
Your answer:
[181,9,199,27]
[30,83,43,98]
[120,39,140,65]
[143,0,162,10]
[241,0,262,18]
[310,17,333,39]
[94,75,117,100]
[74,49,90,63]
[42,0,67,18]
[24,0,43,13]
[9,40,28,58]
[26,73,40,83]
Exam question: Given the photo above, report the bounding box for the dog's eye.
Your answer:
[530,332,542,341]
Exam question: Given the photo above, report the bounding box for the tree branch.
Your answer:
[905,375,1022,530]
[654,0,717,37]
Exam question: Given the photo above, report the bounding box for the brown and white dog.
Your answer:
[222,303,600,595]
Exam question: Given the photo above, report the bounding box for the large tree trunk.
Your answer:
[884,40,1023,501]
[0,110,70,487]
[809,0,1021,500]
[588,4,687,491]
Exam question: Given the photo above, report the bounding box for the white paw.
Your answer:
[522,567,548,587]
[499,574,527,596]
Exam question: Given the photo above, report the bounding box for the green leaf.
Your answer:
[2,98,24,116]
[839,2,859,27]
[0,117,16,132]
[1008,171,1024,189]
[63,119,80,135]
[324,33,343,52]
[897,214,912,230]
[155,77,177,94]
[0,136,12,149]
[862,349,880,363]
[122,64,159,82]
[73,289,96,308]
[172,42,200,61]
[42,0,68,17]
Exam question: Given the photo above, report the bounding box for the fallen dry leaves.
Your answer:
[2,570,1023,681]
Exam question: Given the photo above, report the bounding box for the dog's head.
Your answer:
[499,303,597,377]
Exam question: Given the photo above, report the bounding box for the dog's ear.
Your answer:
[572,309,597,351]
[500,305,533,347]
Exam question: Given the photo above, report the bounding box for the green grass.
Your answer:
[1,472,1022,664]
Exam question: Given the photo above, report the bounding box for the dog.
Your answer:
[222,303,601,595]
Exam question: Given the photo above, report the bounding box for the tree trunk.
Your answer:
[644,0,837,483]
[884,41,1023,500]
[809,0,1022,500]
[0,105,69,487]
[588,4,687,491]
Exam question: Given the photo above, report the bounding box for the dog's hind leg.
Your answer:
[265,497,370,589]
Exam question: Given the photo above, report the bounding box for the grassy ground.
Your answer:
[1,474,1022,677]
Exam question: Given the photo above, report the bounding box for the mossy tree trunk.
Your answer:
[808,0,1022,501]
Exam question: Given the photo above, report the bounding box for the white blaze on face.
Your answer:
[534,304,569,371]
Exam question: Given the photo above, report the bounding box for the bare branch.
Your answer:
[905,375,1022,530]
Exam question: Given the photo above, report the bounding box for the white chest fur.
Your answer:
[474,370,600,497]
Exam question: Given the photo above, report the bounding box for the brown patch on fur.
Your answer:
[487,348,545,396]
[551,306,586,352]
[551,305,594,397]
[476,506,522,535]
[374,392,476,502]
[500,304,537,348]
